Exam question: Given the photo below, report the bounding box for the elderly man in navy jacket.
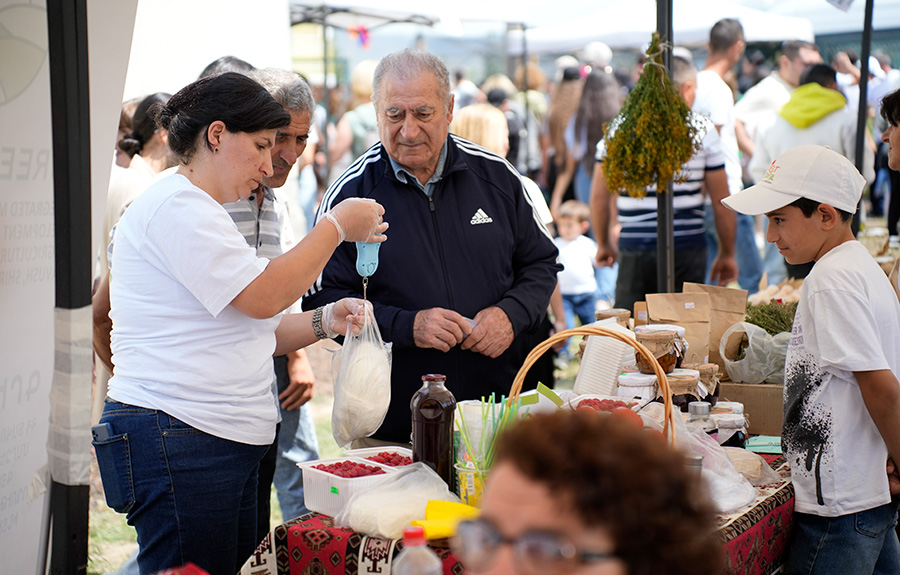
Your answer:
[304,49,561,445]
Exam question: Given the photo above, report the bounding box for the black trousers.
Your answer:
[615,246,707,315]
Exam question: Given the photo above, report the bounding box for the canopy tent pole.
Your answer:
[521,23,532,173]
[47,0,92,572]
[657,0,675,293]
[852,0,874,236]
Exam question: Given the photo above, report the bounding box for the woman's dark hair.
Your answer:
[159,72,291,164]
[574,69,622,173]
[117,92,171,159]
[494,410,723,575]
[788,197,853,222]
[881,88,900,127]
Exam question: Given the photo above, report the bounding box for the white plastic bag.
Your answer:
[331,311,392,448]
[720,322,789,384]
[723,447,782,486]
[334,462,460,539]
[639,402,757,514]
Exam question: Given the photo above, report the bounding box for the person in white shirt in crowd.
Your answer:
[692,18,763,294]
[734,40,822,284]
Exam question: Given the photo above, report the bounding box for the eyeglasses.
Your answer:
[452,518,618,574]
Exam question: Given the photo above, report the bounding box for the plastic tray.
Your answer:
[297,456,398,517]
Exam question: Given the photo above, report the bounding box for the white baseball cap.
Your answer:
[722,145,866,216]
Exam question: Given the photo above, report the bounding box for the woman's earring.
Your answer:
[214,147,219,153]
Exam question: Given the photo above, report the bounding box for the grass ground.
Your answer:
[87,337,580,574]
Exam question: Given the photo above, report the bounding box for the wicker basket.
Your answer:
[509,326,676,441]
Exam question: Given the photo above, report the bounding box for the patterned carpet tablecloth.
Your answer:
[241,455,792,575]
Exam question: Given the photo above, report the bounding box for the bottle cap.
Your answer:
[422,374,446,383]
[402,525,427,546]
[688,401,711,416]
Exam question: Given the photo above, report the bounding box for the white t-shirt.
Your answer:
[107,173,280,445]
[554,234,598,295]
[733,72,793,144]
[783,241,900,516]
[693,70,742,196]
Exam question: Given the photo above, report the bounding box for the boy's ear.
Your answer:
[818,204,842,230]
[580,220,591,233]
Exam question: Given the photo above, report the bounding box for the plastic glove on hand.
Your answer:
[323,298,373,338]
[325,198,388,243]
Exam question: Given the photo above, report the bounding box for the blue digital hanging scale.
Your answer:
[355,241,380,277]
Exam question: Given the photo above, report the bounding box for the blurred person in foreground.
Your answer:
[453,410,723,575]
[92,72,387,575]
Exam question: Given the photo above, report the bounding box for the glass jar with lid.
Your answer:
[686,401,717,436]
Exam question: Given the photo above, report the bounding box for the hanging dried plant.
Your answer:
[602,32,701,198]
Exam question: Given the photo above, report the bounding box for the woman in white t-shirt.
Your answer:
[92,72,388,575]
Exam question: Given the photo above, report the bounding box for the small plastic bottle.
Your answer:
[393,526,442,575]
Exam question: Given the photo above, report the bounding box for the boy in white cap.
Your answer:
[723,145,900,574]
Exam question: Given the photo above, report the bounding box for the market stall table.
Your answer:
[241,455,793,575]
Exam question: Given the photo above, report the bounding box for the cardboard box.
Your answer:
[718,382,783,436]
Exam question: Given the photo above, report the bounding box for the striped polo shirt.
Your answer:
[223,186,283,260]
[596,114,725,250]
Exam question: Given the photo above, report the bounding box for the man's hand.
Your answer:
[887,457,900,496]
[709,254,738,286]
[596,243,618,268]
[279,349,315,410]
[413,308,473,352]
[461,306,514,358]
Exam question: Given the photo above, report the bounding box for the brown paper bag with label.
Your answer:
[633,301,649,327]
[682,283,748,372]
[646,292,711,364]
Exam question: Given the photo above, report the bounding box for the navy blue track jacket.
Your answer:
[303,135,561,443]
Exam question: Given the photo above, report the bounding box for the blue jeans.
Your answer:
[562,292,597,330]
[94,401,268,575]
[785,501,900,575]
[705,209,763,293]
[272,357,320,521]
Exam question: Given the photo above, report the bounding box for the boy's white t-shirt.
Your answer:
[554,235,598,295]
[783,240,900,516]
[107,173,280,445]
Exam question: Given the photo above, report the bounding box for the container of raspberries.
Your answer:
[566,394,644,413]
[298,456,399,517]
[343,446,414,468]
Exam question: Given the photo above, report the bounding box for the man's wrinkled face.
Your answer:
[263,110,311,189]
[376,71,453,184]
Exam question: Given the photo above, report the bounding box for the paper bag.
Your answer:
[682,283,748,372]
[646,292,711,364]
[633,301,649,327]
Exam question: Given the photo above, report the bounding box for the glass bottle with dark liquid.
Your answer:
[411,374,456,487]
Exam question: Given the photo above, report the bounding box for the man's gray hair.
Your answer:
[671,54,698,87]
[250,68,315,114]
[372,49,451,112]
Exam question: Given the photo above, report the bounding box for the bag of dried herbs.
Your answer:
[602,32,701,198]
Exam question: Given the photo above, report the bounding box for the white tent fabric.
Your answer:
[733,0,900,36]
[508,0,815,55]
[290,1,439,28]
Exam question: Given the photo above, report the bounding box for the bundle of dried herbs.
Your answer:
[602,32,701,198]
[745,300,798,336]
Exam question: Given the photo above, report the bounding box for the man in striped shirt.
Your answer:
[590,55,738,314]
